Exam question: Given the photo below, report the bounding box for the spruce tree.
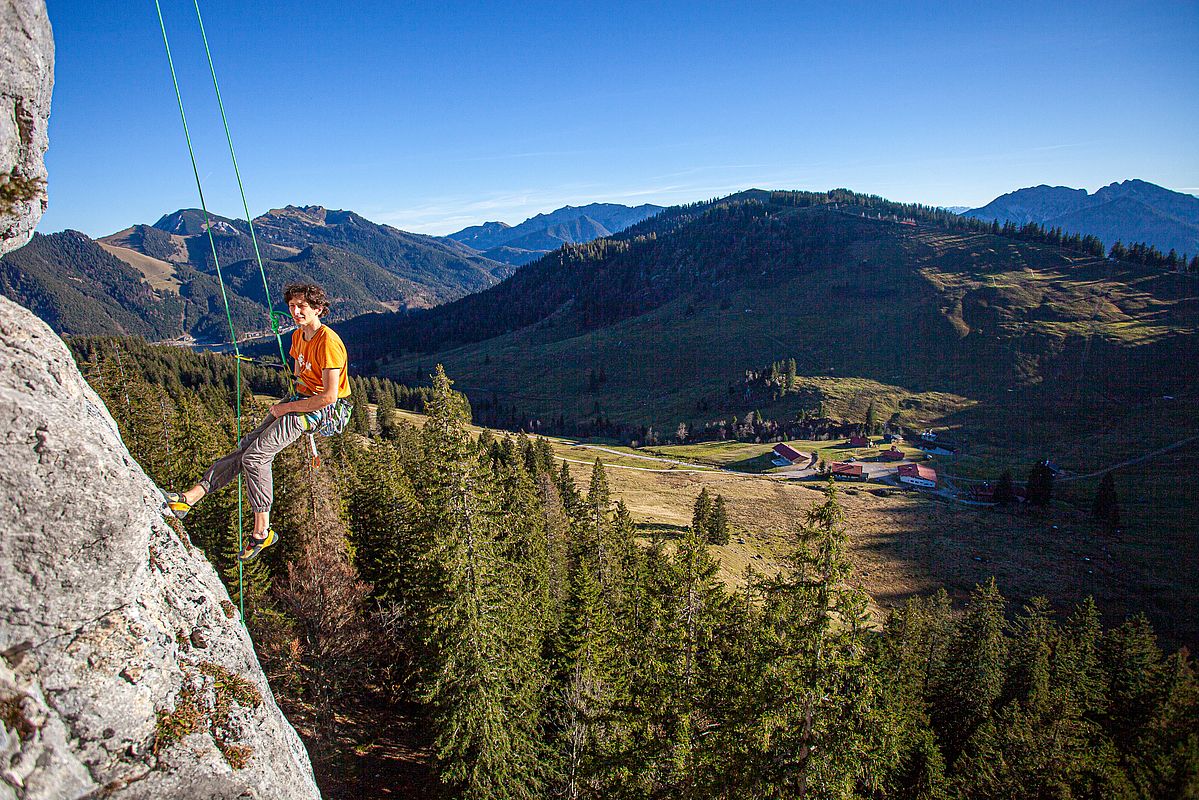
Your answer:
[556,461,581,517]
[585,458,614,582]
[416,366,545,799]
[1026,462,1055,507]
[643,526,730,791]
[348,375,371,435]
[748,479,878,796]
[932,578,1007,765]
[546,560,622,798]
[994,470,1015,505]
[376,384,396,438]
[534,437,556,477]
[342,439,419,602]
[708,494,730,545]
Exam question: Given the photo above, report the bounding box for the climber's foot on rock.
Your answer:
[162,491,191,520]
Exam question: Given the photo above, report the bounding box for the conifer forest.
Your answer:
[68,337,1198,800]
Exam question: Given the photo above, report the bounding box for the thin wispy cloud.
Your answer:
[373,163,806,234]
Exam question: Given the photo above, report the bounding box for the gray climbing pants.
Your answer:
[199,412,307,513]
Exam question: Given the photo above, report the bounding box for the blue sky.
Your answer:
[39,0,1199,237]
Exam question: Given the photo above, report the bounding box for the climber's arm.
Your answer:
[270,368,340,417]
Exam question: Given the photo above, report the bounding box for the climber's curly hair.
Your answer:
[283,283,330,316]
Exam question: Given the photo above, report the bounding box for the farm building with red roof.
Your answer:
[897,463,937,489]
[772,443,805,466]
[829,462,865,480]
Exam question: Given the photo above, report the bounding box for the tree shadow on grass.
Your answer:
[724,452,781,473]
[635,521,690,540]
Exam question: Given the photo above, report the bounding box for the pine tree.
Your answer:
[865,400,878,436]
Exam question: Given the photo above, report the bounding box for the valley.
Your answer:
[389,406,1196,647]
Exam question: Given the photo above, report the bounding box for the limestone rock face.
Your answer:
[0,293,321,799]
[0,0,53,256]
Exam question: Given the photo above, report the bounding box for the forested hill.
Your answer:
[338,188,1198,416]
[69,334,1199,799]
[0,205,512,343]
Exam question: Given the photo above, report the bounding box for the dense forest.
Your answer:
[66,337,1198,799]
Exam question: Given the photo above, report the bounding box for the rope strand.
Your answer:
[153,0,247,621]
[191,0,289,369]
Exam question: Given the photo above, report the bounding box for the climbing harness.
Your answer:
[153,0,292,621]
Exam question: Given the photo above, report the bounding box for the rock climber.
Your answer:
[162,282,352,562]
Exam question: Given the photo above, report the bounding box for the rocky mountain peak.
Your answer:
[266,205,330,225]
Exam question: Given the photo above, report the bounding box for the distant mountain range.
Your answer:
[0,206,512,343]
[447,202,664,265]
[964,180,1199,256]
[0,201,666,342]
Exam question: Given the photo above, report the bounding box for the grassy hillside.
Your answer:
[388,408,1198,648]
[373,217,1195,426]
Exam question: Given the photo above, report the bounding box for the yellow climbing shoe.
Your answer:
[162,491,191,520]
[238,529,278,563]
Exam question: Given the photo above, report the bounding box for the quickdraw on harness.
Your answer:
[154,0,346,619]
[289,392,354,468]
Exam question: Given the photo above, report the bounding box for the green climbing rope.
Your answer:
[190,0,290,370]
[153,0,249,620]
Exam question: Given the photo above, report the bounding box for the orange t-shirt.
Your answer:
[290,325,351,399]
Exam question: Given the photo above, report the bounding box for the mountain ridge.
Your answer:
[966,179,1199,255]
[1,205,513,343]
[446,201,664,265]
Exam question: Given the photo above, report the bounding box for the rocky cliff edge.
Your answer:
[0,293,321,799]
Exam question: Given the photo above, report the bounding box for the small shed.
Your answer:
[879,446,905,462]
